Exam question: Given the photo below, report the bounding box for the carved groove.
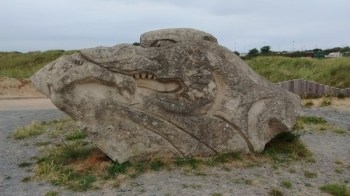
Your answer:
[136,107,218,154]
[214,115,254,153]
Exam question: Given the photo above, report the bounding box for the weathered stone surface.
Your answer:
[31,28,300,163]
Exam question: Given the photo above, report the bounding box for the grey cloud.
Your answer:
[0,0,349,52]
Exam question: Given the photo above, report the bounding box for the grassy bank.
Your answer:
[1,51,349,88]
[0,50,76,78]
[247,56,350,88]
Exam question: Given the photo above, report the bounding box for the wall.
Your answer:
[275,79,350,98]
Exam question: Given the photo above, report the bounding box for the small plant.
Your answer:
[299,116,327,124]
[65,130,86,141]
[281,180,292,189]
[304,170,318,178]
[320,100,332,106]
[320,183,349,196]
[211,193,223,196]
[18,162,33,168]
[150,160,166,171]
[13,121,46,139]
[175,157,200,169]
[107,161,132,177]
[303,101,314,107]
[45,191,59,196]
[269,188,283,196]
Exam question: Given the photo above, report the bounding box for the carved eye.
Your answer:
[150,39,177,47]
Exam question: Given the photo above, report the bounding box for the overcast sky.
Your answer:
[1,0,349,53]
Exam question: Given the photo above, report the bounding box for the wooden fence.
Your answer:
[275,79,350,98]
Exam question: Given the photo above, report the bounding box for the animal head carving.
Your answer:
[32,28,300,163]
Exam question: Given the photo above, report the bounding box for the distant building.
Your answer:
[325,52,342,58]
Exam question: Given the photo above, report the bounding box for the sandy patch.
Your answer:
[0,77,45,98]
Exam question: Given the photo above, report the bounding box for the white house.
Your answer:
[325,52,342,58]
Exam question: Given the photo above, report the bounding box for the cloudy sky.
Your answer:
[1,0,349,53]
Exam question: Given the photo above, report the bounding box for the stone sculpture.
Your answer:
[31,28,300,163]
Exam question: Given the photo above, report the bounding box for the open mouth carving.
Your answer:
[129,72,182,93]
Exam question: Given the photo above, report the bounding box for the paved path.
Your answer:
[0,98,66,196]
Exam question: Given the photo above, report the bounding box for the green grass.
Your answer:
[19,118,314,192]
[304,170,318,178]
[65,130,86,141]
[45,191,59,196]
[269,188,284,196]
[320,183,349,196]
[13,121,47,139]
[281,180,292,189]
[0,50,77,78]
[247,56,350,88]
[299,116,327,124]
[263,131,313,163]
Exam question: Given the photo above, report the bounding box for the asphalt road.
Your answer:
[0,98,66,195]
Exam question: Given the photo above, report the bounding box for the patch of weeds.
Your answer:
[4,175,11,180]
[269,188,283,196]
[68,174,96,191]
[211,193,223,196]
[175,157,200,169]
[212,151,241,164]
[299,116,327,124]
[320,183,349,196]
[335,160,343,165]
[150,160,165,171]
[263,131,312,163]
[13,121,46,139]
[304,170,318,178]
[334,128,346,134]
[65,130,86,141]
[21,176,31,182]
[107,161,132,177]
[335,168,343,174]
[18,161,33,168]
[320,100,332,107]
[45,191,59,196]
[303,101,314,107]
[281,180,292,189]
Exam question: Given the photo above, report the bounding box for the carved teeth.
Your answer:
[132,73,156,80]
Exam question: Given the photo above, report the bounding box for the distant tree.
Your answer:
[132,42,140,46]
[248,48,259,56]
[260,46,271,54]
[234,51,240,56]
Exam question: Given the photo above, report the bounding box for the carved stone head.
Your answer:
[32,28,300,163]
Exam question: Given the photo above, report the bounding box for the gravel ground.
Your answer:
[0,105,349,196]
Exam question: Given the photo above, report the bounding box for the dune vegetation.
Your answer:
[247,56,350,88]
[1,50,349,88]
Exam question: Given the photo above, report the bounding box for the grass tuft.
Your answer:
[320,183,349,196]
[13,121,46,139]
[281,180,292,189]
